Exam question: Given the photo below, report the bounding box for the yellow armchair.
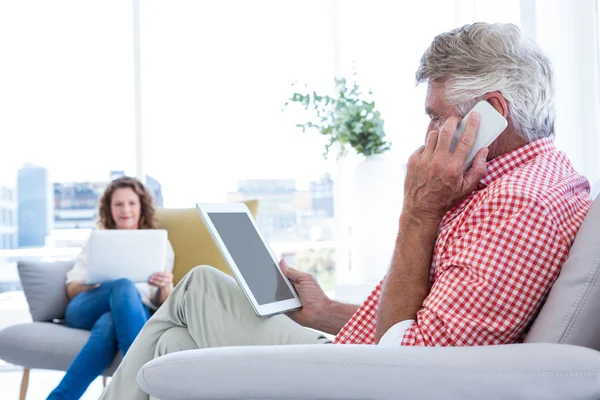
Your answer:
[156,200,259,285]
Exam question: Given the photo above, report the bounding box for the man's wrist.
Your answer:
[312,298,334,330]
[400,207,443,230]
[313,299,359,335]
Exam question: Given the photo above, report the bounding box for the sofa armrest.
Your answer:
[137,343,600,400]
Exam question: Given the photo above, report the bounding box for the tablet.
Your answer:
[196,203,302,317]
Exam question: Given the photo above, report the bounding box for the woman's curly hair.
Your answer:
[98,176,157,229]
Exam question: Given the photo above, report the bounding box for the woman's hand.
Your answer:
[149,272,173,307]
[66,281,100,300]
[149,272,173,288]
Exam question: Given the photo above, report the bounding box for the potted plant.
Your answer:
[285,77,391,159]
[286,77,401,285]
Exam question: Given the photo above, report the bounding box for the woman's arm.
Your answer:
[152,285,172,307]
[66,281,99,300]
[150,239,176,307]
[149,272,173,306]
[65,240,95,300]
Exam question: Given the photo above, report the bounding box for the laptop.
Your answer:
[86,229,168,284]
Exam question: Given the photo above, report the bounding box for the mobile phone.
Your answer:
[450,100,508,171]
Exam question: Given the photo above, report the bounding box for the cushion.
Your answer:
[0,322,121,375]
[525,195,600,349]
[156,200,259,285]
[18,260,74,322]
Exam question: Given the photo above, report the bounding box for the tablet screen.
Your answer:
[208,212,295,305]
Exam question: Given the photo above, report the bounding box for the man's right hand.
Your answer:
[280,260,331,329]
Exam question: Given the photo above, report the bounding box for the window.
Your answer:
[331,1,522,288]
[0,1,136,247]
[336,0,521,163]
[136,0,525,291]
[5,1,586,297]
[140,1,335,207]
[140,0,337,288]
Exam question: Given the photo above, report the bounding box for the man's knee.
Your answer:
[179,265,235,299]
[186,265,225,284]
[156,327,197,356]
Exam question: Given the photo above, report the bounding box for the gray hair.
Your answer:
[416,23,555,142]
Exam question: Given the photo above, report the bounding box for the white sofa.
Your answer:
[136,194,600,399]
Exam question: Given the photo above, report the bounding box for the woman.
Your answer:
[47,176,175,400]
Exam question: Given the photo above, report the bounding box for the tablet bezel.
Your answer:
[196,202,302,317]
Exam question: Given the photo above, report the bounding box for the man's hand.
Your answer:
[403,113,488,221]
[149,271,173,288]
[280,260,331,328]
[375,113,489,342]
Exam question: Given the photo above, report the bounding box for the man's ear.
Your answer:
[484,91,509,118]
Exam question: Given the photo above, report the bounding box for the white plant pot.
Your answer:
[350,154,404,284]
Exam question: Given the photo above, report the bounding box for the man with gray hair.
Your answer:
[101,23,591,399]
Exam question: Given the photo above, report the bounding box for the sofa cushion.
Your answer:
[18,260,74,322]
[525,195,600,349]
[156,200,259,285]
[0,322,121,375]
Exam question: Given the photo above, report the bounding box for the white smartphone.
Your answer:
[450,100,508,171]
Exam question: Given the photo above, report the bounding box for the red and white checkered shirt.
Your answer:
[333,138,592,346]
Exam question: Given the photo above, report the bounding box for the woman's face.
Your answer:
[110,187,141,230]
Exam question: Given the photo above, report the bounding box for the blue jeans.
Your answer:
[47,279,150,400]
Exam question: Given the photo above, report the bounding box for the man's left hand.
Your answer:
[149,271,173,288]
[403,113,488,222]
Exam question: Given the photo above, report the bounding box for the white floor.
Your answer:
[0,368,106,400]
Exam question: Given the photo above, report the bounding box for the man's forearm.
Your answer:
[374,211,440,342]
[313,300,359,335]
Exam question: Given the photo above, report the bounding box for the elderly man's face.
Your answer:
[424,82,460,139]
[423,82,515,162]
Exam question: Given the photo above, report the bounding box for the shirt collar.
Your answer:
[479,138,556,188]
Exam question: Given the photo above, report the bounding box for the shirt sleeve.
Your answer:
[402,194,570,347]
[65,239,90,284]
[378,320,415,346]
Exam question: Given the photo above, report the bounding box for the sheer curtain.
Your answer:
[134,0,599,296]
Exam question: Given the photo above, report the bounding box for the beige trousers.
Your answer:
[99,265,324,400]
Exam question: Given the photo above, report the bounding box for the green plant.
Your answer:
[285,77,391,159]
